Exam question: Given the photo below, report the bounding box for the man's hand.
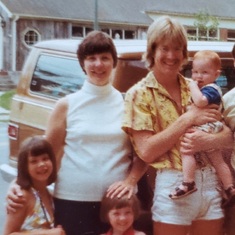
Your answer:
[180,124,233,155]
[180,128,204,155]
[186,104,221,127]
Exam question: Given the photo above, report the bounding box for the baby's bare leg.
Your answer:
[169,154,197,199]
[181,154,197,183]
[208,150,233,189]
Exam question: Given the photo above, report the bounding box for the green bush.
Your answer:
[0,90,16,110]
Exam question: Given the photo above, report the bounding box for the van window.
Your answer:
[30,54,86,98]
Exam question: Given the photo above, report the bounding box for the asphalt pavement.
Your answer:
[0,118,10,234]
[0,107,9,121]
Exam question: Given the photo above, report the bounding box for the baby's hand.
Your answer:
[189,80,198,87]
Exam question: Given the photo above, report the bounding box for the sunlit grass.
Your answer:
[0,90,16,110]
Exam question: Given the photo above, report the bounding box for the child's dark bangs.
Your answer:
[115,199,132,209]
[30,144,48,157]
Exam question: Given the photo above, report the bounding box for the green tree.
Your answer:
[193,10,219,41]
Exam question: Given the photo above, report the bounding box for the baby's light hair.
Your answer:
[193,50,221,70]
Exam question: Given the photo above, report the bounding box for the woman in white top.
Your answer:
[7,31,147,235]
[44,31,147,235]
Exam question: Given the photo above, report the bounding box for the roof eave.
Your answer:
[145,10,235,21]
[0,1,13,18]
[15,14,149,26]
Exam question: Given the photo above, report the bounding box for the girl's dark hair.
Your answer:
[17,136,57,189]
[100,193,141,223]
[77,30,118,72]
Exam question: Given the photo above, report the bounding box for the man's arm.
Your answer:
[127,104,220,163]
[180,124,233,155]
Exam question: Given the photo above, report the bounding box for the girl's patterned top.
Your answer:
[103,227,135,235]
[21,187,54,231]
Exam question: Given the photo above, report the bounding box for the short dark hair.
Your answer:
[100,193,141,223]
[17,136,57,189]
[77,30,118,72]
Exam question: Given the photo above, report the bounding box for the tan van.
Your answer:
[1,40,235,183]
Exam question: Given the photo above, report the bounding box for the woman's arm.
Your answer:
[6,180,25,213]
[45,97,67,169]
[129,104,220,163]
[107,155,148,198]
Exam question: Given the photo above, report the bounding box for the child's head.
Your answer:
[100,193,140,232]
[17,136,57,189]
[192,50,221,87]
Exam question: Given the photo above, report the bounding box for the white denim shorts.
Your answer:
[152,166,224,225]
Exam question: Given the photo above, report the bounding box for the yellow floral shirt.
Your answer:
[122,71,191,170]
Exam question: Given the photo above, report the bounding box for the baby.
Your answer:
[169,50,235,208]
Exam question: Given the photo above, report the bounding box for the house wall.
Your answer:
[220,28,228,41]
[7,18,147,71]
[1,16,72,71]
[1,9,12,71]
[12,20,148,71]
[1,6,234,73]
[15,19,70,70]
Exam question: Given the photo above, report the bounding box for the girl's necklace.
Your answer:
[36,190,52,228]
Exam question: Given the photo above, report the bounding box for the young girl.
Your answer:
[100,194,146,235]
[3,136,65,235]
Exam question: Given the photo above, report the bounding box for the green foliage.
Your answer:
[0,90,16,110]
[193,10,219,41]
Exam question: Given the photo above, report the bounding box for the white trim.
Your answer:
[187,26,220,41]
[11,15,19,71]
[0,18,4,70]
[22,27,41,48]
[0,2,13,18]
